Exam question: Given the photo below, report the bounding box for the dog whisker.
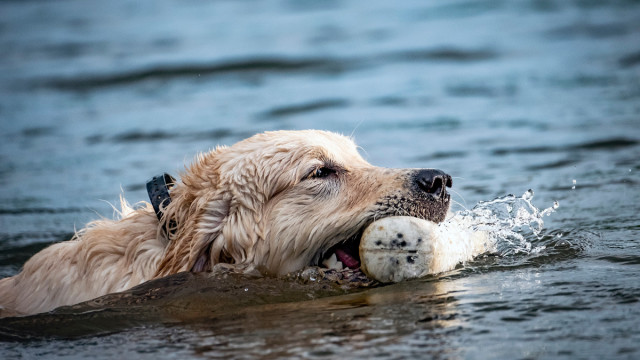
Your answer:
[350,119,364,138]
[448,188,467,210]
[450,199,468,212]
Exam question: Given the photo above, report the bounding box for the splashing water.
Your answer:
[445,190,559,257]
[356,190,561,282]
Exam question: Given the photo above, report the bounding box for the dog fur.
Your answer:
[0,130,450,317]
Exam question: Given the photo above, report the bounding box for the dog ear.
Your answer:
[153,144,271,278]
[188,195,232,272]
[153,148,232,277]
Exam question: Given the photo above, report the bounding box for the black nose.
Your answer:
[414,169,452,197]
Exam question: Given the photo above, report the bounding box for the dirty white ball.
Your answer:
[359,216,489,283]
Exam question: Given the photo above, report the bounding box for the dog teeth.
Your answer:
[322,253,344,270]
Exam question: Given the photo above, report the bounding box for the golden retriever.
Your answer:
[0,130,451,317]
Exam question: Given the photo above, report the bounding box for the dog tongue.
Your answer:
[335,248,360,269]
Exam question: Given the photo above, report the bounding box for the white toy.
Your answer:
[359,216,491,282]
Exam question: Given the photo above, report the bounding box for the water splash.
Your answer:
[446,190,559,257]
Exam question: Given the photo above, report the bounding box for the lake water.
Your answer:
[1,0,639,358]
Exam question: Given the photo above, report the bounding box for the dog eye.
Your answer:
[311,167,335,179]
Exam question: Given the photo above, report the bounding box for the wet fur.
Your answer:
[0,130,449,317]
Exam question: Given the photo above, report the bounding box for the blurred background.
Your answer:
[1,0,639,358]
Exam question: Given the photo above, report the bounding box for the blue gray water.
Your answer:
[1,0,639,358]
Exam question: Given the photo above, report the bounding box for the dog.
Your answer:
[0,130,451,317]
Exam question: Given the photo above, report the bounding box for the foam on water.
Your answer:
[444,190,559,259]
[358,190,560,282]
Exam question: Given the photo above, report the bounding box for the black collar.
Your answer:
[146,173,176,227]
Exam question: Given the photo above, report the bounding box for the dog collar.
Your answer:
[146,173,176,223]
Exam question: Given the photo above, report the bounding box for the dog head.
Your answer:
[155,130,451,277]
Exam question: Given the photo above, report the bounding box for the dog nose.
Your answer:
[414,169,452,197]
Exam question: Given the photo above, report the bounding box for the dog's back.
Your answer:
[0,202,166,317]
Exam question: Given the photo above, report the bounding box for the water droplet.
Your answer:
[244,288,248,292]
[554,239,573,248]
[448,190,559,258]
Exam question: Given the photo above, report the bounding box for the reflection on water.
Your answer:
[0,271,350,340]
[1,273,466,358]
[1,0,640,358]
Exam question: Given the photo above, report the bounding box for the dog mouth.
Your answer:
[317,192,451,272]
[320,229,365,271]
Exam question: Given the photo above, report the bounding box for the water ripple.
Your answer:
[87,128,238,145]
[544,22,629,40]
[619,51,640,68]
[492,137,638,155]
[0,207,84,215]
[258,98,350,119]
[37,46,498,91]
[386,47,498,63]
[42,57,345,90]
[597,255,640,265]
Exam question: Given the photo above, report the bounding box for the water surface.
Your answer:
[1,0,639,358]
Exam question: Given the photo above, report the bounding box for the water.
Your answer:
[449,190,560,258]
[443,189,596,271]
[1,0,639,358]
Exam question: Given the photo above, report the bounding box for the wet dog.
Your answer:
[0,130,451,316]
